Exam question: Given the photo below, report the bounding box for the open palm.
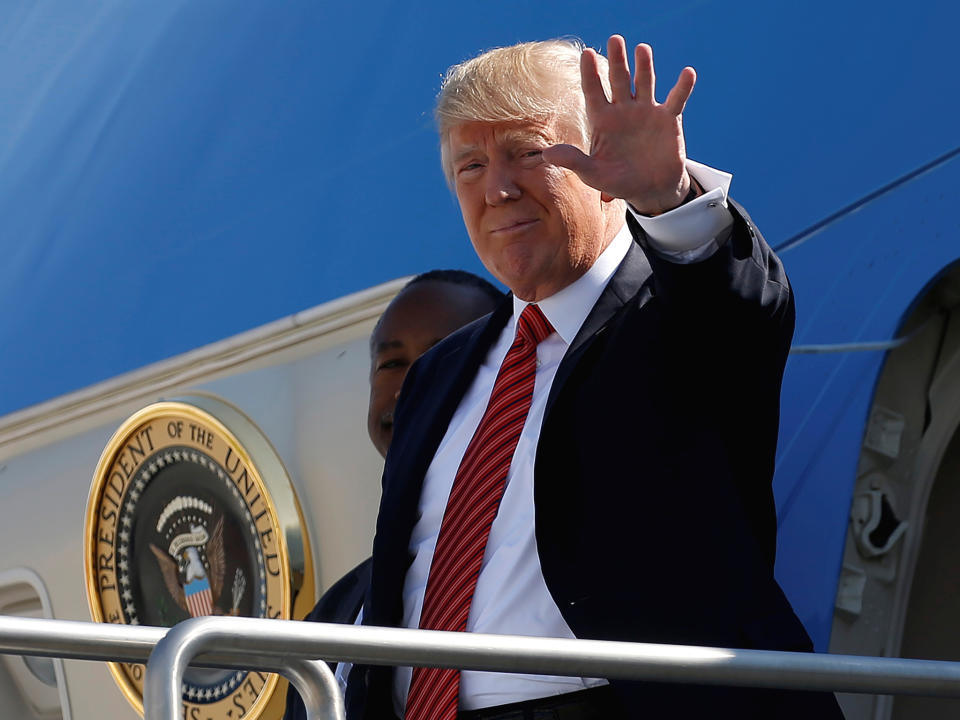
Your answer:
[542,35,696,215]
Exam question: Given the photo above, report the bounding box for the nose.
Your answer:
[484,161,521,206]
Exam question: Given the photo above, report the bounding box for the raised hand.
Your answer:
[541,35,696,215]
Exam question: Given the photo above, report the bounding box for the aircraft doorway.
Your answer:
[890,426,960,719]
[830,260,960,720]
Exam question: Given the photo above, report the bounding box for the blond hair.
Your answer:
[435,39,610,182]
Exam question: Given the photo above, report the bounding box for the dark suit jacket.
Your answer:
[348,202,844,719]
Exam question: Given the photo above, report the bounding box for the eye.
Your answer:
[518,148,544,166]
[376,357,407,372]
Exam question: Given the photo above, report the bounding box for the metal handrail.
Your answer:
[142,616,960,719]
[7,615,960,720]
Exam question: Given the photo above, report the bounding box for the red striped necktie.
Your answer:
[405,303,554,720]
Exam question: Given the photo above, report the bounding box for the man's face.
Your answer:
[367,280,498,458]
[448,119,618,302]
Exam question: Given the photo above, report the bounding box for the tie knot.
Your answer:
[517,304,554,345]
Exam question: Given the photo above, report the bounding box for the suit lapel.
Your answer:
[545,238,653,418]
[389,296,512,498]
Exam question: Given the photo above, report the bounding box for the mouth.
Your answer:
[379,411,394,432]
[491,219,539,235]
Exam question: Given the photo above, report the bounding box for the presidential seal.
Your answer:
[85,396,315,719]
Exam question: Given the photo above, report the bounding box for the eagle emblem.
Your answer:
[148,495,245,618]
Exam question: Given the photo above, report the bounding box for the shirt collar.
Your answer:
[511,220,633,346]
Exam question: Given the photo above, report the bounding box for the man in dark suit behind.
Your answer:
[348,36,844,719]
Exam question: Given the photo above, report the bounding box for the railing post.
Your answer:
[143,616,342,720]
[284,658,344,720]
[142,618,206,720]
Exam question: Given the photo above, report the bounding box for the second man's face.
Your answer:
[367,280,498,458]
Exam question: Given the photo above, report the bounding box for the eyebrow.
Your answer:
[373,339,404,354]
[451,145,481,165]
[499,128,551,145]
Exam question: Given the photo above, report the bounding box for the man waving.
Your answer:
[349,36,844,719]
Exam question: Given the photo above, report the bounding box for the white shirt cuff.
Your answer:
[627,159,734,263]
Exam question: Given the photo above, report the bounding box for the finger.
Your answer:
[664,66,696,115]
[579,49,609,114]
[542,143,596,183]
[606,35,633,102]
[633,43,655,105]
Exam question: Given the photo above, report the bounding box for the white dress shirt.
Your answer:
[339,162,735,709]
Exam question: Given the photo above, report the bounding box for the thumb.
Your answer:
[542,143,593,176]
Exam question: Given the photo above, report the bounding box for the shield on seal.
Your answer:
[185,577,215,617]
